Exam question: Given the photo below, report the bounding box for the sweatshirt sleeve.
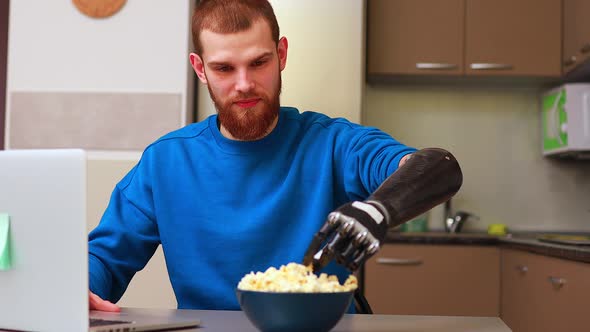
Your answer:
[88,158,160,303]
[339,127,417,201]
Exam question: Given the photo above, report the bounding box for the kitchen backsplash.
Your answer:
[363,83,590,233]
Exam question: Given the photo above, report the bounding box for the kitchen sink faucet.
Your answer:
[444,199,479,233]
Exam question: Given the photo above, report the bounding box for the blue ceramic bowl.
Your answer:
[236,289,353,332]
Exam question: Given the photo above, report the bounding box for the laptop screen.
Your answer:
[0,149,89,332]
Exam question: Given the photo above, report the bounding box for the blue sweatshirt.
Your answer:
[88,107,416,310]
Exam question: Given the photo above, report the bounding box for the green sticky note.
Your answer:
[0,213,12,270]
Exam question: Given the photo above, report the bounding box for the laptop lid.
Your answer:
[0,149,89,332]
[0,149,201,332]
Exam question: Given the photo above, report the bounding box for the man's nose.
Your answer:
[235,70,255,93]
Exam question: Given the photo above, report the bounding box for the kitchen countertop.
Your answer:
[500,234,590,263]
[385,231,500,245]
[385,231,590,264]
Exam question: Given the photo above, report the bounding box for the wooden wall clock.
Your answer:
[72,0,127,19]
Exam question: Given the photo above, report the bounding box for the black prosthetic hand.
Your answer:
[303,148,463,272]
[302,200,389,272]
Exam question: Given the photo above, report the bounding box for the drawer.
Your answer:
[365,244,500,316]
[501,249,590,332]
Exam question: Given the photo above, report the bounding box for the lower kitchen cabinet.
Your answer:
[364,244,500,316]
[501,249,589,332]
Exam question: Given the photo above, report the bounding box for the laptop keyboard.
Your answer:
[90,318,133,327]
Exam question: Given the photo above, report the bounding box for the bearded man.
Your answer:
[88,0,461,313]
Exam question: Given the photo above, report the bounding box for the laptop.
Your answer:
[0,149,200,332]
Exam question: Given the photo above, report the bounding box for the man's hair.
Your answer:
[191,0,280,56]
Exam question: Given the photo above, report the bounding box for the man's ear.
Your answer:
[277,37,288,71]
[189,53,208,84]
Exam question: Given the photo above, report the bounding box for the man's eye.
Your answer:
[216,66,232,72]
[252,60,267,67]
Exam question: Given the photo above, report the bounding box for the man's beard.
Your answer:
[209,76,281,141]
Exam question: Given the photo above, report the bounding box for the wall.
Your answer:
[197,0,365,123]
[5,0,194,151]
[0,0,8,150]
[5,0,196,308]
[363,83,590,233]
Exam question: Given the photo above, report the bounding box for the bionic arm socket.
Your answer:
[367,148,463,228]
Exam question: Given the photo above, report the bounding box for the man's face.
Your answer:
[190,19,288,141]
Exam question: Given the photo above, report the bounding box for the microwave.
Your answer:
[541,84,590,158]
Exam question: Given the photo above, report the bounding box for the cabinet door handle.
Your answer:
[376,258,423,266]
[515,265,528,273]
[416,63,458,70]
[563,55,577,67]
[548,276,566,288]
[581,43,590,54]
[470,63,513,70]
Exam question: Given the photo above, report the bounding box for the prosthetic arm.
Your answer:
[302,148,463,272]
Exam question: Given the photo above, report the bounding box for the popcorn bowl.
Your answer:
[236,289,353,332]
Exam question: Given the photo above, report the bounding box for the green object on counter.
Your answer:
[0,214,12,270]
[487,223,507,236]
[402,213,429,232]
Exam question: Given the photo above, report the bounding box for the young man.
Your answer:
[89,0,461,312]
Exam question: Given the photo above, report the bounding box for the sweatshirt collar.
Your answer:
[208,108,285,155]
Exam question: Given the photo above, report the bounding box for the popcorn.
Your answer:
[237,262,358,292]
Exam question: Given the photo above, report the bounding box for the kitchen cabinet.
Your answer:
[501,248,589,332]
[364,244,500,316]
[465,0,561,77]
[367,0,465,76]
[367,0,561,78]
[563,0,590,74]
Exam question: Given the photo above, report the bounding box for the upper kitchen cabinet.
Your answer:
[563,0,590,75]
[367,0,465,76]
[367,0,562,80]
[465,0,561,77]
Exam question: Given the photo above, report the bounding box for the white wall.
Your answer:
[197,0,365,123]
[6,0,195,149]
[5,0,195,308]
[7,1,191,93]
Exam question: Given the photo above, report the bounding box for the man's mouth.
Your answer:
[235,98,260,108]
